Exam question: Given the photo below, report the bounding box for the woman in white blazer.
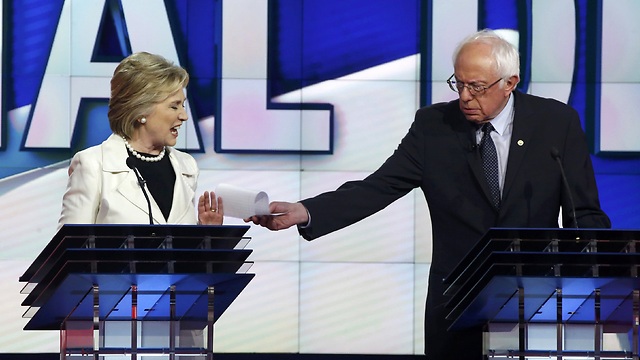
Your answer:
[58,52,222,228]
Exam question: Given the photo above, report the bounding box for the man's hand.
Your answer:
[245,201,309,230]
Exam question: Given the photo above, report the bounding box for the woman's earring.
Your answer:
[140,117,147,124]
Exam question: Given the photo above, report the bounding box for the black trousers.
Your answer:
[424,275,483,359]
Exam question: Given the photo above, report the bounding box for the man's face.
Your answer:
[453,43,518,124]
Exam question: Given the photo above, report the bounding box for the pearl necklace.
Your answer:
[123,137,166,162]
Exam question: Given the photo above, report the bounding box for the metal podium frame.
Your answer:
[19,224,254,360]
[444,228,640,360]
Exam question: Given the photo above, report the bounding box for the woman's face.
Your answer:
[135,89,188,152]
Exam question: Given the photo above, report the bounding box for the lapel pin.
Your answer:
[517,140,524,146]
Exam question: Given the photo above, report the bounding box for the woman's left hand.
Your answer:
[198,190,223,225]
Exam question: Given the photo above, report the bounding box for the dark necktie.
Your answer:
[480,123,501,209]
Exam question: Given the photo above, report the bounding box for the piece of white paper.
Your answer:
[214,183,271,219]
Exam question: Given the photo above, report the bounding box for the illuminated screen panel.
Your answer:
[296,76,420,172]
[299,262,415,354]
[430,0,479,83]
[0,0,639,356]
[299,171,416,263]
[213,261,301,352]
[600,0,640,153]
[530,0,576,85]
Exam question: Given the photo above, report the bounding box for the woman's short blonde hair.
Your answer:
[108,52,189,139]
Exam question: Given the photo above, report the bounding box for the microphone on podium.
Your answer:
[550,147,578,229]
[126,156,154,225]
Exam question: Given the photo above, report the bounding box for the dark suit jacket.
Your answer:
[298,91,610,358]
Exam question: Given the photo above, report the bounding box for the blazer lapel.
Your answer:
[454,111,496,208]
[118,170,166,224]
[104,134,165,224]
[166,150,196,224]
[502,92,536,202]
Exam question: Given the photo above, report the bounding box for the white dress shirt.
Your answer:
[475,93,515,195]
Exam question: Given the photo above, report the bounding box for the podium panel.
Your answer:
[444,228,640,359]
[19,224,254,360]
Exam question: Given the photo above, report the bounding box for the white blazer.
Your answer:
[58,134,199,228]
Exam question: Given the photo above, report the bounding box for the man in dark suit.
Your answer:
[247,29,610,359]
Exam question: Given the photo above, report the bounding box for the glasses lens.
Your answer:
[448,80,458,93]
[456,83,480,96]
[470,85,483,95]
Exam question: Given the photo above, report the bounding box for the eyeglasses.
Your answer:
[447,74,502,96]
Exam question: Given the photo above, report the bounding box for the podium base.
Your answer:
[484,323,635,359]
[62,320,213,359]
[60,284,216,360]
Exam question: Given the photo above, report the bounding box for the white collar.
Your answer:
[485,93,515,135]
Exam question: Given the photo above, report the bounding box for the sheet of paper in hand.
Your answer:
[214,183,271,219]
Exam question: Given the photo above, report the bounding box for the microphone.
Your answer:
[550,147,578,229]
[469,128,479,152]
[126,156,154,225]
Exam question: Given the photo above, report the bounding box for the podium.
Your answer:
[444,228,640,360]
[19,224,254,359]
